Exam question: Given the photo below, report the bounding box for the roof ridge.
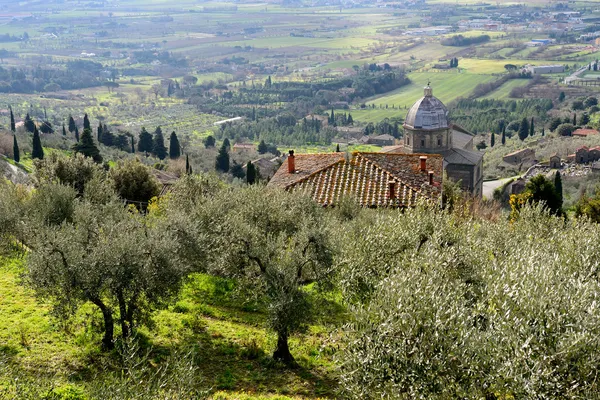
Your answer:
[284,158,346,189]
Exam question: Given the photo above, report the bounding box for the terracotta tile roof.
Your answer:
[572,128,599,137]
[267,152,442,207]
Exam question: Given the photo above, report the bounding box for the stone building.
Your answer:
[502,148,536,165]
[402,85,483,196]
[549,153,561,169]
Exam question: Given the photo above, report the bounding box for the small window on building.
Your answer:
[437,137,442,146]
[421,138,425,147]
[406,136,410,145]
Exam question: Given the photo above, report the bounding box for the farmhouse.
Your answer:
[574,146,600,164]
[572,128,599,137]
[549,154,561,169]
[267,151,442,208]
[232,143,255,152]
[502,148,535,165]
[367,134,395,146]
[525,65,565,75]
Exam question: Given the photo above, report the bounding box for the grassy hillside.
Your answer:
[0,256,339,399]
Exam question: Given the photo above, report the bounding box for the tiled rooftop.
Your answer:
[267,152,442,207]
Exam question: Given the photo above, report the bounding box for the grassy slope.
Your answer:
[0,257,339,399]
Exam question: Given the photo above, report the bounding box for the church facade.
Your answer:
[402,85,483,196]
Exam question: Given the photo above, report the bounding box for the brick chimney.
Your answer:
[388,181,396,199]
[288,150,295,174]
[428,171,434,185]
[419,156,427,172]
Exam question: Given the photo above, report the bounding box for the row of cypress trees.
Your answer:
[9,108,183,164]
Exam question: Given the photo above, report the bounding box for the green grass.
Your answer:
[480,79,530,100]
[366,72,497,109]
[0,256,340,399]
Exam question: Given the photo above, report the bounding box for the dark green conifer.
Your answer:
[13,134,19,163]
[518,117,529,141]
[137,127,153,153]
[83,114,90,130]
[169,131,181,159]
[68,115,76,133]
[501,126,506,145]
[490,132,495,147]
[24,113,35,133]
[9,106,15,132]
[152,126,167,160]
[31,126,44,160]
[74,126,80,142]
[246,161,256,185]
[62,123,67,137]
[73,128,102,163]
[529,117,534,136]
[554,171,563,210]
[215,142,230,173]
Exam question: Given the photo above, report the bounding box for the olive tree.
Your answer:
[25,192,186,350]
[338,204,600,398]
[166,182,335,365]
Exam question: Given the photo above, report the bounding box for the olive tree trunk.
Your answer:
[89,296,114,350]
[273,331,296,366]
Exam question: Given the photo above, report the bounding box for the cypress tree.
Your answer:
[73,128,102,163]
[554,171,563,209]
[573,113,577,126]
[9,106,15,132]
[31,126,44,160]
[169,131,180,159]
[490,132,495,147]
[518,117,529,141]
[62,123,67,137]
[101,124,114,146]
[529,117,534,136]
[541,127,545,137]
[501,126,506,145]
[204,135,215,148]
[131,136,135,153]
[252,107,256,121]
[12,134,19,163]
[68,115,76,133]
[223,137,230,150]
[97,122,103,142]
[152,126,167,160]
[215,142,230,173]
[83,114,90,130]
[137,127,153,153]
[336,143,341,152]
[258,139,268,154]
[246,161,256,185]
[185,154,191,175]
[24,113,35,133]
[348,113,353,125]
[75,126,80,142]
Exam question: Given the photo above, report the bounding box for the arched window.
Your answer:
[420,138,425,147]
[437,136,442,146]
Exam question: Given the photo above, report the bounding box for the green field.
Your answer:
[0,256,339,399]
[480,79,530,100]
[366,72,497,109]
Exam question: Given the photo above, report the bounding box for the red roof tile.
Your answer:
[267,152,442,207]
[573,129,599,137]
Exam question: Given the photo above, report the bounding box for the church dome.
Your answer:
[404,85,449,130]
